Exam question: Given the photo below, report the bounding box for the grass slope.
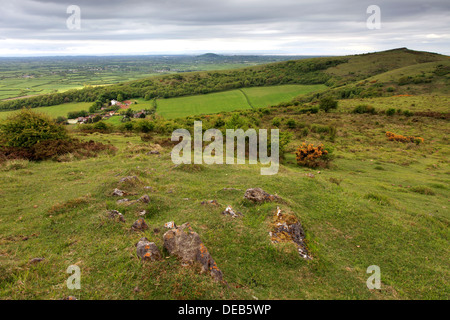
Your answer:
[0,94,448,300]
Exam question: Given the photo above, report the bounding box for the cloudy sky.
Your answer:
[0,0,449,56]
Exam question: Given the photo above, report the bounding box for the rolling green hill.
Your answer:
[0,48,448,116]
[0,48,449,300]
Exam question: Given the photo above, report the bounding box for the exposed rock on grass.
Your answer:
[270,207,311,260]
[201,200,219,206]
[112,188,125,197]
[163,222,224,282]
[244,188,280,203]
[222,205,242,218]
[108,210,125,222]
[136,237,161,261]
[164,221,176,229]
[131,218,149,232]
[138,194,151,203]
[29,257,45,264]
[116,198,131,205]
[118,176,141,186]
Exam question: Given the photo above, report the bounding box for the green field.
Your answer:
[0,84,326,121]
[0,102,92,120]
[242,84,326,108]
[156,84,326,119]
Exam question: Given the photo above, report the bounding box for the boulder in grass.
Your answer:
[131,218,149,232]
[136,237,161,261]
[163,222,223,282]
[270,207,311,260]
[244,188,279,203]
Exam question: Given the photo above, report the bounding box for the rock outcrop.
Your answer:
[244,188,279,203]
[136,237,161,261]
[163,222,223,282]
[131,218,149,231]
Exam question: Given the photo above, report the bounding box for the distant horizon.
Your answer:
[0,47,447,59]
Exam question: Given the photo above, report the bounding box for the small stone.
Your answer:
[117,198,130,204]
[29,258,45,264]
[164,221,176,229]
[139,210,147,216]
[201,200,219,206]
[138,194,150,203]
[136,237,161,261]
[244,188,279,203]
[112,188,125,197]
[222,205,242,218]
[108,210,125,222]
[119,176,140,185]
[131,218,149,232]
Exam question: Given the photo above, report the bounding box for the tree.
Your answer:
[117,94,124,102]
[319,97,338,112]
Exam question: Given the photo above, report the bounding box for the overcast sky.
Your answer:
[0,0,449,56]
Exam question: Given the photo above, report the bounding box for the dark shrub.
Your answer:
[0,109,69,148]
[386,108,396,116]
[352,104,377,114]
[319,97,338,112]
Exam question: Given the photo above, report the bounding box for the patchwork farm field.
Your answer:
[156,84,326,119]
[0,84,325,121]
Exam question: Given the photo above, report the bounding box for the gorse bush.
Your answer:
[0,109,69,148]
[386,131,424,144]
[295,142,332,168]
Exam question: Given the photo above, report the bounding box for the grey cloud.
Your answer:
[0,0,449,55]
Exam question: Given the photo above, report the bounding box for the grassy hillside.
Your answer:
[0,48,448,300]
[0,93,448,300]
